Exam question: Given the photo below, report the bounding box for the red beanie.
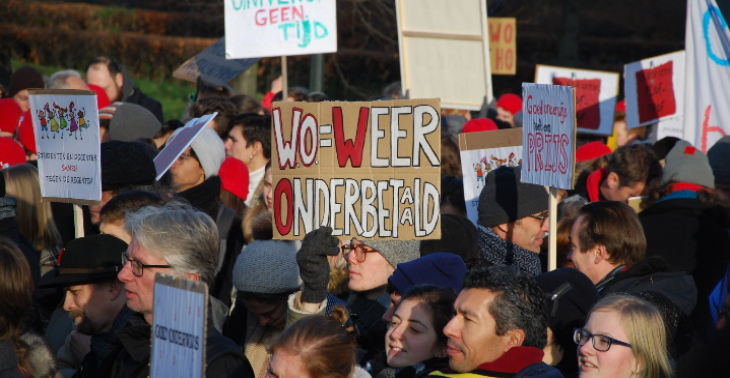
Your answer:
[462,118,498,133]
[0,137,26,167]
[218,156,250,201]
[497,93,523,115]
[18,110,36,155]
[615,99,626,112]
[88,84,111,109]
[576,141,611,163]
[0,98,22,134]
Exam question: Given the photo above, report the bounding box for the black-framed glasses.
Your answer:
[121,252,172,277]
[342,242,379,263]
[529,212,549,226]
[573,328,632,351]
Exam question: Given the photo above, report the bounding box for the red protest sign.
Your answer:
[635,61,677,124]
[551,77,601,130]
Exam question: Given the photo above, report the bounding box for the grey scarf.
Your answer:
[0,197,17,221]
[477,225,542,276]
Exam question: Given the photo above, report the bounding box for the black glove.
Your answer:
[297,226,340,303]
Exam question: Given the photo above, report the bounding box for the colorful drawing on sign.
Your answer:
[37,105,49,139]
[551,77,601,130]
[271,99,442,240]
[635,61,677,124]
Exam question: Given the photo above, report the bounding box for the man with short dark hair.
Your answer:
[224,114,271,207]
[426,265,561,378]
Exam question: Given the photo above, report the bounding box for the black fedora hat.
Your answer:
[38,234,128,288]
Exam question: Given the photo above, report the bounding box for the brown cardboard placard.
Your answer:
[271,99,442,240]
[488,18,517,75]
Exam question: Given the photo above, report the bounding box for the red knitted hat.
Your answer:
[0,98,22,133]
[218,156,250,201]
[0,137,27,167]
[462,118,498,133]
[497,93,523,115]
[615,99,626,112]
[88,84,111,109]
[576,141,611,163]
[17,110,36,155]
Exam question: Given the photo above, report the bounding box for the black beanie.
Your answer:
[101,141,157,191]
[9,66,44,97]
[477,166,549,228]
[420,214,479,262]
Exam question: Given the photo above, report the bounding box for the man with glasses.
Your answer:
[425,265,561,378]
[102,202,254,378]
[476,166,550,276]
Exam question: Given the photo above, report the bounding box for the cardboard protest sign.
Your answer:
[173,37,259,87]
[488,18,516,75]
[395,0,492,110]
[535,65,619,136]
[271,99,441,240]
[151,274,208,378]
[154,114,217,181]
[459,128,522,225]
[521,83,577,190]
[28,90,101,205]
[624,51,685,129]
[224,0,337,59]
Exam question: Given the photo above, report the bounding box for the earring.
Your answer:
[250,155,254,163]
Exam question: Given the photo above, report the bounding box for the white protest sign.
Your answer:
[535,65,619,136]
[28,90,101,205]
[173,37,259,87]
[224,0,337,59]
[656,116,685,140]
[521,83,576,190]
[395,0,492,110]
[151,274,207,378]
[459,128,522,225]
[624,51,685,129]
[154,114,217,181]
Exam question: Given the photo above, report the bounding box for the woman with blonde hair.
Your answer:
[3,164,62,275]
[575,294,673,378]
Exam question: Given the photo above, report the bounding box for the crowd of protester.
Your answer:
[0,54,729,378]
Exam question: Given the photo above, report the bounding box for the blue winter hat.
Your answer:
[388,253,466,295]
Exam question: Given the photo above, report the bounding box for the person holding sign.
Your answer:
[106,203,254,378]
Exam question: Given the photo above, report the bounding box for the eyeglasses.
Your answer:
[529,213,549,226]
[342,242,379,263]
[121,252,172,277]
[573,328,632,351]
[176,152,195,163]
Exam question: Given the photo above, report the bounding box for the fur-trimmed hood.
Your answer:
[18,333,61,378]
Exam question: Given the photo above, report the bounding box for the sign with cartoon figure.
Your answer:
[271,99,442,240]
[225,0,337,59]
[459,128,522,225]
[624,51,685,129]
[28,89,101,204]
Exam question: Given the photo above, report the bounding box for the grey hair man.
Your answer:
[48,69,89,90]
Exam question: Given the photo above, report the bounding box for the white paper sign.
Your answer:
[655,116,685,140]
[173,37,259,87]
[225,0,337,59]
[535,65,619,136]
[151,274,208,378]
[521,83,576,190]
[28,90,101,204]
[624,51,685,129]
[154,114,217,181]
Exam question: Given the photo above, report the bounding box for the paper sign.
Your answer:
[624,51,685,129]
[154,114,217,181]
[28,90,101,205]
[459,128,522,225]
[271,99,442,240]
[521,83,577,190]
[224,0,337,59]
[395,0,492,110]
[488,18,516,75]
[656,116,685,140]
[173,37,259,87]
[151,274,208,378]
[535,65,619,136]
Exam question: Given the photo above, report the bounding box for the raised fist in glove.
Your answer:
[297,226,340,303]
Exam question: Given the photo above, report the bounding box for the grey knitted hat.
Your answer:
[232,240,301,294]
[360,240,420,269]
[477,166,549,228]
[661,141,715,189]
[102,102,162,142]
[708,136,730,184]
[170,127,225,179]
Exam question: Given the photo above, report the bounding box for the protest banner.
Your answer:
[459,128,522,225]
[395,0,492,110]
[154,114,217,181]
[173,37,259,87]
[535,65,619,136]
[224,0,337,59]
[271,99,442,240]
[521,83,577,271]
[151,274,208,378]
[624,51,685,129]
[488,18,516,75]
[684,0,730,152]
[28,90,101,205]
